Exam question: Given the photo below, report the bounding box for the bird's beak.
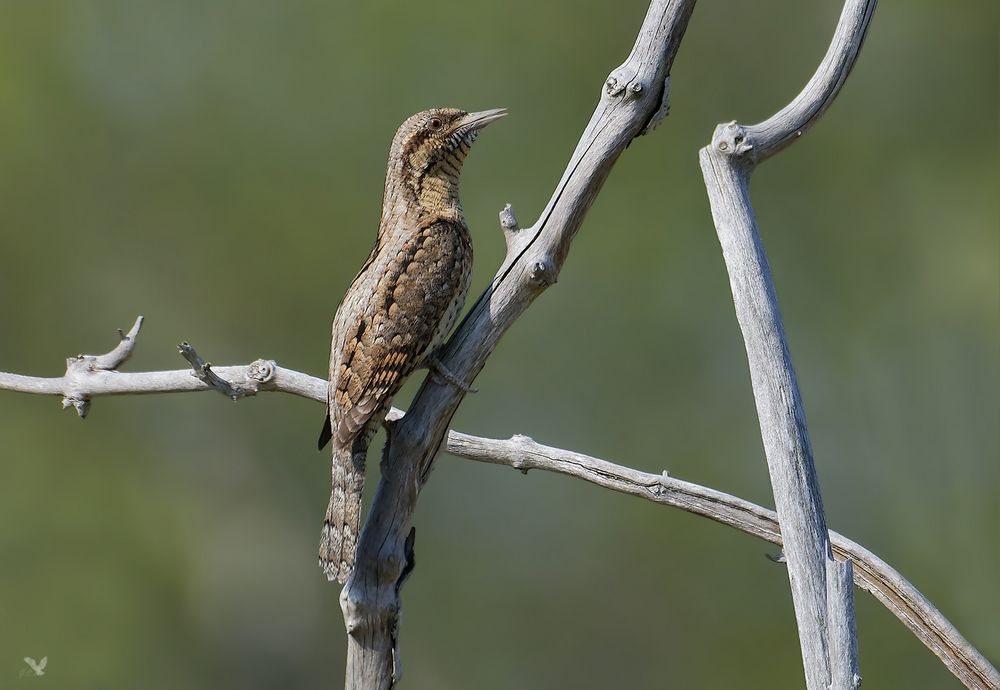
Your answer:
[456,108,508,132]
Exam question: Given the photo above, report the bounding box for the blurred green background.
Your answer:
[0,0,996,688]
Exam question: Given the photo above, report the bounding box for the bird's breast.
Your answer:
[425,252,473,355]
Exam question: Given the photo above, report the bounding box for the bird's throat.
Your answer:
[415,170,464,222]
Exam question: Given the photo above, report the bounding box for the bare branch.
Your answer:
[0,372,64,396]
[0,1,989,687]
[698,0,878,686]
[499,203,522,254]
[0,318,326,411]
[447,432,1000,690]
[747,0,878,164]
[49,315,146,417]
[340,1,697,685]
[1,340,995,687]
[827,558,861,690]
[178,342,252,401]
[0,361,323,402]
[92,315,144,371]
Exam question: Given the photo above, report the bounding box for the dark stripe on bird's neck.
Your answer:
[410,151,467,222]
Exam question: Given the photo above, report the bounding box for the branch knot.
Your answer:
[605,75,626,98]
[528,259,557,288]
[61,316,145,417]
[178,342,250,400]
[713,121,755,161]
[247,359,276,384]
[500,203,524,254]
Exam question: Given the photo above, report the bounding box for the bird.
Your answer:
[318,107,506,584]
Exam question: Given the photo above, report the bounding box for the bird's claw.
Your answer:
[426,356,477,393]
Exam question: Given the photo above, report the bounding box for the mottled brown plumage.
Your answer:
[319,107,506,583]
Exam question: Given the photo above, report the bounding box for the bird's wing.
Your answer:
[332,302,424,448]
[320,238,381,452]
[331,220,470,447]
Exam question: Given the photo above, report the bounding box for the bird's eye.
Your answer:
[428,117,443,130]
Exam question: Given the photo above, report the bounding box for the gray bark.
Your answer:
[698,0,878,686]
[448,432,999,690]
[339,0,696,686]
[2,0,997,687]
[1,331,997,688]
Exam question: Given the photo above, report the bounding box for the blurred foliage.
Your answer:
[0,0,996,688]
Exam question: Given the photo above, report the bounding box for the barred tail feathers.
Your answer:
[319,444,365,584]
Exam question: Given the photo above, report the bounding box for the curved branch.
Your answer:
[747,0,878,164]
[448,433,999,690]
[1,1,988,686]
[92,315,144,370]
[699,0,878,687]
[1,350,995,688]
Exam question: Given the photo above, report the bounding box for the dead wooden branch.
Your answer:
[1,326,995,688]
[338,1,696,686]
[2,0,995,687]
[699,0,878,686]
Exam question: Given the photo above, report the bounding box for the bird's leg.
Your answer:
[424,354,478,393]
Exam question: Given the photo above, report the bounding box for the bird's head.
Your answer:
[386,107,506,214]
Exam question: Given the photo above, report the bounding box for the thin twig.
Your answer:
[0,320,325,408]
[178,342,250,401]
[92,315,144,371]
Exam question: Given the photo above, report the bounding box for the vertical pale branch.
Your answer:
[340,0,697,687]
[698,0,876,688]
[2,324,996,685]
[827,558,861,690]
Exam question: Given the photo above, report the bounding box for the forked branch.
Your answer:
[0,323,995,688]
[1,0,994,687]
[338,1,697,686]
[698,0,877,687]
[450,433,999,690]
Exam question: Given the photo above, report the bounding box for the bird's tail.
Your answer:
[319,444,366,584]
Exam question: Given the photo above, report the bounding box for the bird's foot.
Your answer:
[425,355,478,393]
